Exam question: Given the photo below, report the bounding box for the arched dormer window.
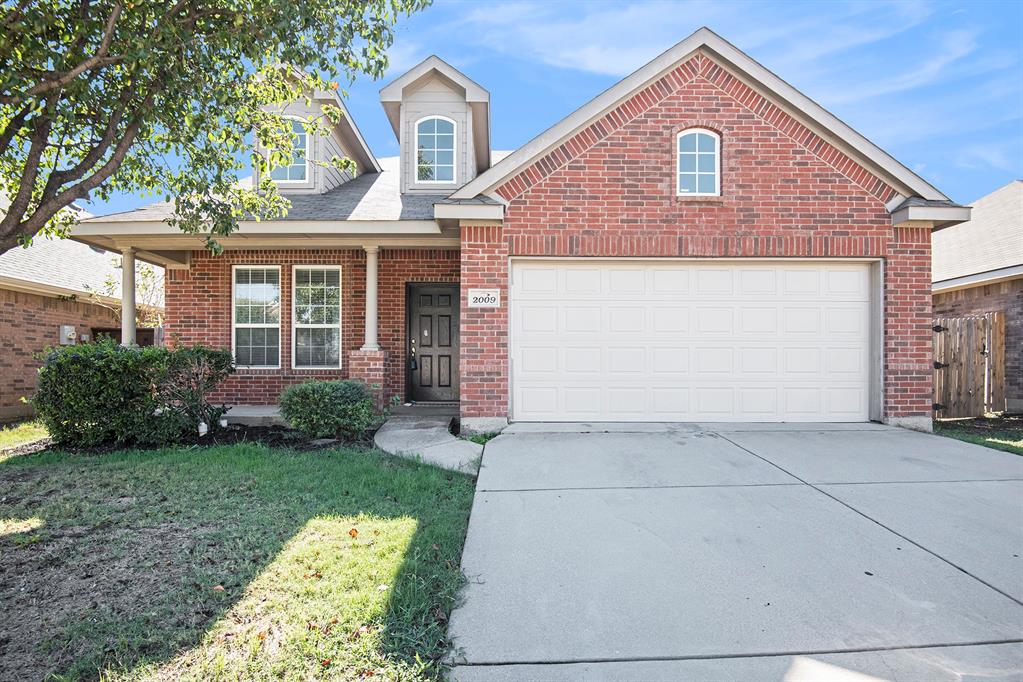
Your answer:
[415,116,456,183]
[677,128,719,196]
[269,118,309,183]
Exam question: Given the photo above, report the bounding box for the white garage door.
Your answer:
[510,260,873,422]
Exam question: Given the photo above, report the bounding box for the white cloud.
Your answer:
[958,141,1023,173]
[449,0,933,79]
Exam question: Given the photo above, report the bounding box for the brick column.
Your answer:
[459,224,509,435]
[883,225,933,431]
[348,349,387,410]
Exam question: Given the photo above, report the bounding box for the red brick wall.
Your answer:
[164,248,458,405]
[934,278,1023,408]
[460,51,932,421]
[0,287,117,422]
[460,225,509,418]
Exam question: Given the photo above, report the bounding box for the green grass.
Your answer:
[0,444,475,680]
[462,432,500,446]
[0,419,48,452]
[935,425,1023,456]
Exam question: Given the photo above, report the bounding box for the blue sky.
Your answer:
[88,0,1022,214]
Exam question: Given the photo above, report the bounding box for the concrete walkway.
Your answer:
[374,416,481,474]
[448,422,1023,681]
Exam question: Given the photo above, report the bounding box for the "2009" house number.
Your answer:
[468,288,500,308]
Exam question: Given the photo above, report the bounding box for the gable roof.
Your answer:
[380,55,491,172]
[316,91,381,174]
[0,235,163,305]
[933,180,1023,286]
[452,27,948,204]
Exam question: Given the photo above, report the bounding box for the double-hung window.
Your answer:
[233,266,281,368]
[293,266,342,369]
[415,116,456,183]
[269,118,308,182]
[677,128,720,196]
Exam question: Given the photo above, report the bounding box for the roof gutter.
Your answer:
[433,202,504,221]
[933,264,1023,293]
[890,204,972,230]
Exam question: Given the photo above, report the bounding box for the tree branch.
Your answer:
[0,102,32,157]
[0,98,56,247]
[0,2,123,105]
[1,88,157,252]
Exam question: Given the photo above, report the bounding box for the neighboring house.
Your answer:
[932,180,1023,412]
[0,236,164,422]
[72,28,970,433]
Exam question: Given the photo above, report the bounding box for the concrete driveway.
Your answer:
[447,423,1023,681]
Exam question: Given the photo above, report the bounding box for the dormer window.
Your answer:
[269,119,308,183]
[415,116,456,183]
[677,128,719,196]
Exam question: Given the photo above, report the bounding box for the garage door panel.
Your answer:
[511,260,872,422]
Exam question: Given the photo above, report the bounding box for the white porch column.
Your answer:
[120,247,137,346]
[361,245,379,350]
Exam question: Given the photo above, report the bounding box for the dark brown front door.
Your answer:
[408,284,459,402]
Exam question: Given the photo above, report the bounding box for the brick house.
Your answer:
[932,180,1022,412]
[0,236,163,422]
[73,28,970,433]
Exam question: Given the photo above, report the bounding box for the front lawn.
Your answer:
[0,419,48,454]
[0,444,475,680]
[935,414,1023,456]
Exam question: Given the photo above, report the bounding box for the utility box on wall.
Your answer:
[58,325,77,345]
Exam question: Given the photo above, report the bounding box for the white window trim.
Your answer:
[231,265,282,370]
[291,264,343,370]
[269,116,311,185]
[676,127,720,197]
[413,115,457,185]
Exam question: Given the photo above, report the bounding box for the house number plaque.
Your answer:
[468,288,500,308]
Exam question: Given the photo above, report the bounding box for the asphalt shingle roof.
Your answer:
[0,235,157,298]
[932,180,1023,283]
[85,153,517,225]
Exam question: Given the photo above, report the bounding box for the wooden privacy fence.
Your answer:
[933,312,1006,418]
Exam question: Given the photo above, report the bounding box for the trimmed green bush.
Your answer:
[32,339,234,447]
[279,380,377,441]
[33,340,177,447]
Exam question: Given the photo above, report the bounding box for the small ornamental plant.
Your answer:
[279,380,378,441]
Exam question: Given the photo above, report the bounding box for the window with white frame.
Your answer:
[677,128,720,196]
[293,266,342,368]
[233,267,280,367]
[269,119,308,182]
[415,116,455,183]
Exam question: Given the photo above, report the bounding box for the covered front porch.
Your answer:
[70,219,463,411]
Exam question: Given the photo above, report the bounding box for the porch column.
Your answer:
[120,247,136,346]
[362,245,379,350]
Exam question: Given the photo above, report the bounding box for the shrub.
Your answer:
[33,340,177,447]
[156,345,234,430]
[279,380,377,441]
[32,340,234,447]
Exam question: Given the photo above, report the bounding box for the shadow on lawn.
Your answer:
[0,442,474,680]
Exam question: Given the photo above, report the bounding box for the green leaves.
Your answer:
[279,380,379,441]
[0,0,431,252]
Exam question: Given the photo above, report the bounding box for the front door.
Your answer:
[408,283,459,402]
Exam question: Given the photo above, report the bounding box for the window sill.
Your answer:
[675,195,728,206]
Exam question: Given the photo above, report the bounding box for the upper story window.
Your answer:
[269,119,308,183]
[415,116,455,183]
[677,128,719,196]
